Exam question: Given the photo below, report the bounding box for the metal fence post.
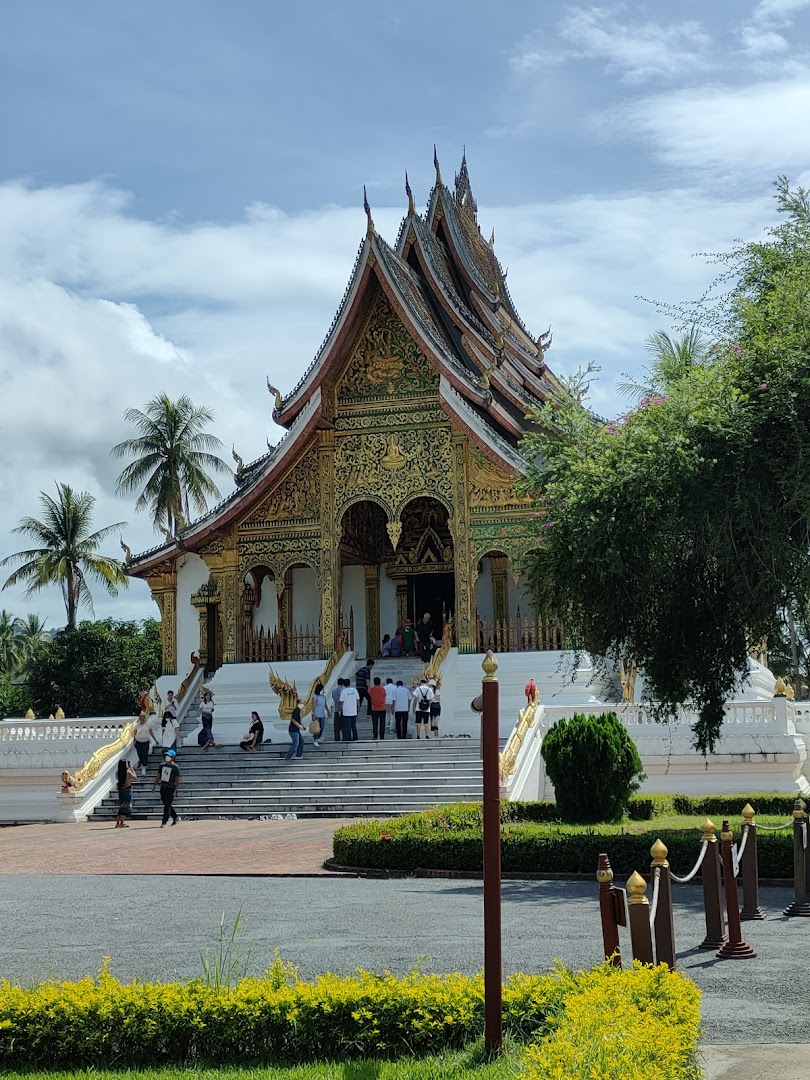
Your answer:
[650,839,676,969]
[739,803,766,921]
[699,818,727,950]
[597,853,624,967]
[481,651,503,1053]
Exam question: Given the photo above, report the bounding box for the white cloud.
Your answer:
[0,178,779,628]
[615,72,810,175]
[740,0,810,58]
[512,7,712,83]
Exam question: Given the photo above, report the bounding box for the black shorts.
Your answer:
[416,711,430,723]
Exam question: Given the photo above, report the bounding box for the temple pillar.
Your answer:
[490,556,509,624]
[146,567,177,676]
[278,570,293,658]
[451,435,475,652]
[318,430,339,656]
[190,579,220,673]
[392,575,408,628]
[364,564,381,658]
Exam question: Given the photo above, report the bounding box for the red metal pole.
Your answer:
[716,820,756,959]
[481,650,503,1054]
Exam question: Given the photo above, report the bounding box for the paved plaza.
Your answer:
[2,820,810,1051]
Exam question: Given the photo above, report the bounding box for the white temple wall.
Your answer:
[380,568,397,639]
[476,558,494,621]
[176,553,210,669]
[341,565,366,654]
[291,566,320,628]
[251,575,278,632]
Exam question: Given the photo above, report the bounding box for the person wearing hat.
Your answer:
[428,678,441,739]
[152,749,181,827]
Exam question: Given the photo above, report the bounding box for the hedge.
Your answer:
[0,961,700,1073]
[332,796,797,876]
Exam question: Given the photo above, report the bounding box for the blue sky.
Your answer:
[1,0,809,628]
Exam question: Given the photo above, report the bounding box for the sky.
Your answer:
[1,0,809,629]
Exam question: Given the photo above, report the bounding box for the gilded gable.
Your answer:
[237,445,320,531]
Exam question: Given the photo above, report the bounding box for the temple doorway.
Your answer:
[413,572,454,634]
[389,497,455,639]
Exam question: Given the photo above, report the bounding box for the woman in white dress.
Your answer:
[160,710,180,753]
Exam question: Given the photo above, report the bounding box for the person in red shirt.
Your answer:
[368,677,388,740]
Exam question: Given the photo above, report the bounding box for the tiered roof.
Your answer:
[128,151,559,572]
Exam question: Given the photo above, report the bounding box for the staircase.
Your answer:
[91,736,482,821]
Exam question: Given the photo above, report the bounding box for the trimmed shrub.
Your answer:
[540,712,645,823]
[0,961,699,1071]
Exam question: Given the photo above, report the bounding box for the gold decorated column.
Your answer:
[490,556,509,625]
[364,564,381,658]
[318,429,339,656]
[146,567,177,675]
[451,435,475,652]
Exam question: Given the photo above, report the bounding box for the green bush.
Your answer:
[540,712,645,823]
[0,961,699,1070]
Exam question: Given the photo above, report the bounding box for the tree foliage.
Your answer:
[24,619,161,717]
[540,712,645,823]
[522,178,810,753]
[112,393,231,536]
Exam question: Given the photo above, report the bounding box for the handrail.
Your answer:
[176,652,204,703]
[499,689,542,782]
[411,620,454,687]
[268,630,349,720]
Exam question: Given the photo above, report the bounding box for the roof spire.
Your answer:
[488,228,495,249]
[433,144,443,186]
[454,147,477,218]
[405,171,415,216]
[363,185,376,238]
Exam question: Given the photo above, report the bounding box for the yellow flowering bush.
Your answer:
[0,960,700,1070]
[521,962,702,1080]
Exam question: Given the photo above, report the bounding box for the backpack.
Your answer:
[417,688,431,712]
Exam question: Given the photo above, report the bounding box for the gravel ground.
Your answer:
[1,875,808,1044]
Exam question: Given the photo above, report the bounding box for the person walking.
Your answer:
[414,678,434,739]
[197,690,221,750]
[355,659,374,716]
[401,619,416,657]
[132,711,154,776]
[311,682,328,746]
[340,680,360,741]
[114,759,137,828]
[152,749,180,827]
[286,699,306,760]
[393,680,411,740]
[429,679,441,740]
[331,679,344,741]
[163,690,178,720]
[384,677,396,736]
[160,710,180,753]
[369,676,387,740]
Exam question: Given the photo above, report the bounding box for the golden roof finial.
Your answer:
[433,144,443,186]
[232,445,245,477]
[405,171,415,216]
[650,839,669,866]
[741,803,756,823]
[266,377,283,412]
[363,185,376,238]
[488,228,495,249]
[120,537,133,564]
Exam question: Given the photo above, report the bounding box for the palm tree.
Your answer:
[0,611,23,675]
[16,613,50,667]
[112,393,231,536]
[618,327,710,403]
[1,484,128,630]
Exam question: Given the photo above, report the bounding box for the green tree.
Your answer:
[0,610,23,675]
[112,393,231,536]
[1,484,128,630]
[540,712,645,823]
[25,619,162,717]
[522,178,810,753]
[16,613,50,670]
[617,327,709,402]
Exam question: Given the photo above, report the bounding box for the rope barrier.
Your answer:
[649,866,661,926]
[736,823,749,863]
[757,820,794,831]
[670,839,708,883]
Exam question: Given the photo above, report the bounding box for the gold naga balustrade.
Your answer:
[268,629,350,720]
[499,686,542,784]
[59,655,204,792]
[409,620,454,687]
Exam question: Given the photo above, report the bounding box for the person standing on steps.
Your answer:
[417,613,436,663]
[384,677,396,736]
[114,759,137,827]
[160,709,180,754]
[401,618,416,657]
[311,682,328,746]
[355,659,374,717]
[331,679,344,741]
[429,679,441,739]
[369,676,387,740]
[393,679,411,740]
[340,679,360,741]
[133,711,155,776]
[164,690,178,721]
[152,749,180,827]
[286,698,306,760]
[414,678,434,739]
[198,690,222,751]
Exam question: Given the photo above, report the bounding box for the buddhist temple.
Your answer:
[126,151,563,675]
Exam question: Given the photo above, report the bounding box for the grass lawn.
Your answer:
[3,1048,524,1080]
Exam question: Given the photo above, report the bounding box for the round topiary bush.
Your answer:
[541,712,645,823]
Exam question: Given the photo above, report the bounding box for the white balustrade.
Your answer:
[0,719,130,744]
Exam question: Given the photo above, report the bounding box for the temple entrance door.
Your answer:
[412,573,454,634]
[205,605,221,674]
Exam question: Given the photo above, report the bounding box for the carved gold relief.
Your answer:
[239,446,320,530]
[468,447,531,510]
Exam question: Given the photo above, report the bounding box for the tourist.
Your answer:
[240,711,264,752]
[369,676,387,740]
[340,679,360,741]
[132,710,154,776]
[114,759,137,828]
[384,677,396,735]
[164,690,178,719]
[355,659,374,715]
[429,678,441,739]
[417,613,435,662]
[311,682,328,746]
[152,749,180,827]
[331,678,344,740]
[414,677,434,739]
[393,679,411,739]
[198,690,221,750]
[381,633,392,657]
[160,710,180,753]
[286,699,306,760]
[401,619,416,657]
[390,630,403,658]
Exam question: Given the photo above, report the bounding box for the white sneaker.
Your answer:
[314,740,320,746]
[171,816,181,826]
[160,823,167,828]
